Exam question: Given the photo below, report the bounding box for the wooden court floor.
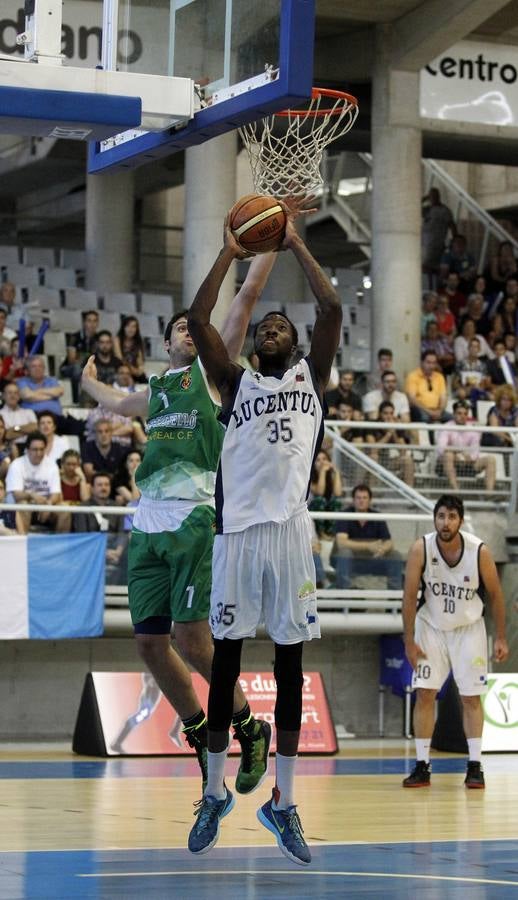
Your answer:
[0,743,517,899]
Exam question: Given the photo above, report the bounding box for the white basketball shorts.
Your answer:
[412,616,488,695]
[210,508,320,645]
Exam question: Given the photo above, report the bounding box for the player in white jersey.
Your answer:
[186,200,341,866]
[402,494,508,789]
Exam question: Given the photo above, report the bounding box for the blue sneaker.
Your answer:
[257,790,311,866]
[188,786,235,855]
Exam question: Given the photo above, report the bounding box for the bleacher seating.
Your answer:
[23,247,56,267]
[43,267,77,289]
[29,287,62,310]
[103,292,137,314]
[140,292,174,317]
[59,248,86,271]
[64,288,98,311]
[3,264,41,287]
[0,245,20,265]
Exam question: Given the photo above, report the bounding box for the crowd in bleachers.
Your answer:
[0,223,517,588]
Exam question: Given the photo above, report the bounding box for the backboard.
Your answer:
[0,0,315,173]
[89,0,316,173]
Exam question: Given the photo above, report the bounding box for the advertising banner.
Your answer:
[92,670,337,756]
[482,673,518,752]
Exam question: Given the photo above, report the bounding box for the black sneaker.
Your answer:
[183,718,208,792]
[233,718,271,795]
[402,760,431,788]
[465,761,485,789]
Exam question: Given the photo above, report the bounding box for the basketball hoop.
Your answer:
[239,87,359,198]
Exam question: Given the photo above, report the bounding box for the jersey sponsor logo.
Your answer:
[472,656,486,667]
[146,410,198,433]
[484,678,518,728]
[231,389,317,429]
[298,580,316,601]
[181,371,192,390]
[426,579,477,601]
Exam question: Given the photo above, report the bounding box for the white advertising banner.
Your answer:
[420,40,518,128]
[482,673,518,752]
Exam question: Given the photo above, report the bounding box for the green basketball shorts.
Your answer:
[128,504,215,626]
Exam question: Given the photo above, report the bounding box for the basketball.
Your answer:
[229,193,286,253]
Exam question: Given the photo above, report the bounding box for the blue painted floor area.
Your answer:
[0,754,514,780]
[1,841,518,900]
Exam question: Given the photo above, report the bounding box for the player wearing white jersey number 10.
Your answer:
[402,493,508,790]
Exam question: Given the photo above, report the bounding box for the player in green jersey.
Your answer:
[81,249,276,793]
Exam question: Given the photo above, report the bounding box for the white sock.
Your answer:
[273,753,297,809]
[205,743,229,800]
[467,738,482,763]
[415,739,431,763]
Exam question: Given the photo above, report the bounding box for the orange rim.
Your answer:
[275,87,358,118]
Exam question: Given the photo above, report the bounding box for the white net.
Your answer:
[239,89,358,197]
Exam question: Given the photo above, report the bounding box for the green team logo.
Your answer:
[482,678,518,728]
[298,580,315,601]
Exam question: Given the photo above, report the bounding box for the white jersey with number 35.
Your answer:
[215,357,324,533]
[417,530,484,631]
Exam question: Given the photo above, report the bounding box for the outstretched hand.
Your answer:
[81,354,98,383]
[279,193,318,248]
[223,213,256,260]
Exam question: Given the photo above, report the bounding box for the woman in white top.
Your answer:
[37,411,69,465]
[453,317,492,364]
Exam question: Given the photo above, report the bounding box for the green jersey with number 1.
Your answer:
[136,358,223,502]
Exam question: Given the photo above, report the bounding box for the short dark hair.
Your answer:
[61,448,80,463]
[453,399,470,412]
[433,494,464,519]
[164,310,189,343]
[353,483,372,499]
[82,309,99,321]
[26,430,47,448]
[378,348,393,360]
[421,349,437,362]
[37,410,58,427]
[381,369,397,380]
[96,329,112,341]
[92,471,112,485]
[378,400,395,414]
[253,311,299,347]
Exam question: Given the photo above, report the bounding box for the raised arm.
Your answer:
[282,215,342,392]
[479,543,508,662]
[187,232,246,395]
[402,538,427,670]
[81,356,148,418]
[220,253,276,361]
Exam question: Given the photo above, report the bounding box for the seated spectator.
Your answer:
[504,331,516,364]
[0,477,18,534]
[1,383,37,445]
[17,355,63,417]
[405,350,450,423]
[114,317,147,383]
[61,309,99,404]
[438,272,467,322]
[435,399,495,491]
[0,414,18,479]
[331,483,402,591]
[371,401,415,487]
[490,295,517,339]
[60,449,91,504]
[434,294,456,343]
[0,337,27,389]
[487,240,518,294]
[5,431,62,534]
[458,293,491,337]
[363,370,410,422]
[112,449,142,505]
[421,320,455,374]
[72,471,128,582]
[37,411,69,465]
[0,308,16,355]
[482,386,518,451]
[325,369,362,419]
[92,331,123,386]
[336,401,375,446]
[0,281,16,317]
[84,366,147,449]
[82,418,126,482]
[309,449,343,539]
[452,337,491,407]
[488,275,518,319]
[453,317,492,364]
[421,291,438,337]
[439,234,476,289]
[365,347,394,392]
[487,338,518,389]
